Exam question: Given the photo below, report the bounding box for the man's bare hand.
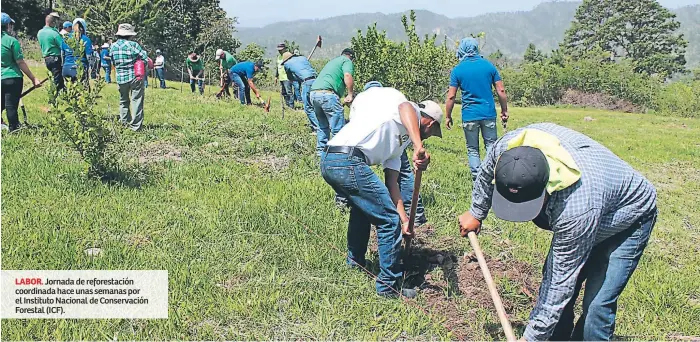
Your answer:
[413,147,430,171]
[32,78,42,87]
[459,211,482,237]
[446,117,453,130]
[501,111,509,124]
[401,222,413,237]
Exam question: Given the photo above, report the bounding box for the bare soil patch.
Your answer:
[560,89,641,113]
[138,142,185,164]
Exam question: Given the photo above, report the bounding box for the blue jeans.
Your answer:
[311,91,345,155]
[463,119,498,180]
[280,80,294,108]
[301,80,319,132]
[549,209,657,341]
[144,72,148,88]
[293,81,302,103]
[190,73,203,94]
[102,65,111,83]
[155,68,166,88]
[320,151,403,294]
[231,72,251,105]
[399,150,427,225]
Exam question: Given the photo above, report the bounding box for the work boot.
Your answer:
[378,288,418,299]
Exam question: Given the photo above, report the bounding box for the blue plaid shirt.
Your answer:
[109,39,147,84]
[469,123,657,341]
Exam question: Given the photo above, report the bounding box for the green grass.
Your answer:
[2,73,699,340]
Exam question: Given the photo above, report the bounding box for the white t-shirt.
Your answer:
[328,87,420,171]
[155,55,165,69]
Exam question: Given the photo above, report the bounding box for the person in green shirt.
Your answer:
[215,48,237,99]
[36,12,64,94]
[185,51,205,95]
[2,13,42,132]
[310,48,355,155]
[275,42,294,108]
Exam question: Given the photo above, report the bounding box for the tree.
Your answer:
[283,40,300,54]
[523,43,545,63]
[487,49,508,69]
[562,0,687,78]
[2,0,45,37]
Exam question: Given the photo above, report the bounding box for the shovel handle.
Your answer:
[467,231,517,341]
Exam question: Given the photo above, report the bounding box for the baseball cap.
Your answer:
[341,48,354,58]
[1,12,14,25]
[215,48,224,59]
[63,21,72,28]
[73,18,87,31]
[492,146,550,222]
[101,43,110,48]
[418,100,444,138]
[48,12,60,18]
[363,81,383,91]
[276,43,286,50]
[254,61,264,69]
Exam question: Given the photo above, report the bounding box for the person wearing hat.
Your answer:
[215,48,237,97]
[59,21,72,36]
[2,12,42,132]
[310,48,355,156]
[37,12,65,95]
[360,81,428,227]
[275,43,294,109]
[60,18,93,83]
[110,23,148,131]
[185,51,205,95]
[458,123,658,341]
[100,43,112,83]
[154,49,166,89]
[229,60,264,105]
[280,51,317,133]
[320,86,442,299]
[445,37,509,181]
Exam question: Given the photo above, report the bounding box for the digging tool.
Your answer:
[307,35,323,60]
[467,231,517,342]
[20,78,49,98]
[403,169,423,255]
[265,96,271,112]
[19,99,29,125]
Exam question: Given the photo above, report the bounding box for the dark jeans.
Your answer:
[231,72,252,105]
[320,151,404,294]
[190,71,204,94]
[463,119,498,180]
[549,209,657,341]
[1,77,23,131]
[44,55,64,94]
[280,80,294,108]
[156,68,166,88]
[399,150,427,226]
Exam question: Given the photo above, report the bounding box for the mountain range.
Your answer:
[237,1,700,67]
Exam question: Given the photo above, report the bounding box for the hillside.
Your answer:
[237,2,700,67]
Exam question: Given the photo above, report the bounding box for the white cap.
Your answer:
[418,100,444,138]
[215,49,224,60]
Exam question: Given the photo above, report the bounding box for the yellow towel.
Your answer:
[504,129,581,193]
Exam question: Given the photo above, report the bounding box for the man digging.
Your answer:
[458,123,658,341]
[320,86,443,298]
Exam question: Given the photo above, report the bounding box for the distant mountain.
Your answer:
[237,1,700,68]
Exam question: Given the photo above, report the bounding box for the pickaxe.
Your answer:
[307,36,323,60]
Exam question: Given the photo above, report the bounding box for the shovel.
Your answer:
[403,169,423,256]
[467,231,516,341]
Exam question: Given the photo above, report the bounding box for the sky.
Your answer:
[223,0,700,27]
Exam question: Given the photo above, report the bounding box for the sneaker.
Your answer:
[378,288,418,299]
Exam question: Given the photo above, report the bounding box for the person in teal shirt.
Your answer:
[2,13,42,132]
[309,48,355,156]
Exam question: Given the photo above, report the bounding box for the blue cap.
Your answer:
[1,13,15,25]
[363,81,383,91]
[63,21,72,29]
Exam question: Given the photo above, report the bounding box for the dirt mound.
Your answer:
[560,89,641,113]
[138,142,185,163]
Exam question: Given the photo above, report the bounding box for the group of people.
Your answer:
[2,11,661,339]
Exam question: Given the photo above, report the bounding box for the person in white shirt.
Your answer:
[320,86,443,298]
[154,49,166,89]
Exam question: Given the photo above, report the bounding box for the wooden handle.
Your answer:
[407,169,423,235]
[467,231,517,342]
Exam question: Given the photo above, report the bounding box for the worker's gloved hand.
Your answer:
[459,211,482,237]
[413,147,430,171]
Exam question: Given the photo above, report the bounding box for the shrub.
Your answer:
[654,81,700,118]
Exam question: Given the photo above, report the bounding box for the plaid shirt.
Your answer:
[109,39,147,84]
[470,123,657,341]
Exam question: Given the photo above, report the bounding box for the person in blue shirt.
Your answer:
[230,61,263,105]
[445,37,508,181]
[99,43,112,83]
[60,18,93,83]
[281,51,318,133]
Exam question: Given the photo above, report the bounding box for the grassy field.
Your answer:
[1,73,699,340]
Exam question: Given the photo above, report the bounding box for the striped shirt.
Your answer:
[469,123,657,341]
[109,39,147,84]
